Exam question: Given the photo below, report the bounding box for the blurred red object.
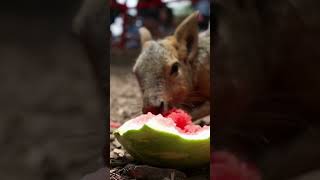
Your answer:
[137,0,164,9]
[110,121,121,129]
[211,151,261,180]
[111,0,127,13]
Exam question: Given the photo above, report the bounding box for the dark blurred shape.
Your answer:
[0,0,107,179]
[111,0,127,25]
[80,167,107,180]
[137,0,164,18]
[158,5,175,36]
[193,0,211,30]
[213,0,320,179]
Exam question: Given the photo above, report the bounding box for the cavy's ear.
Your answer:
[139,27,153,47]
[174,11,199,62]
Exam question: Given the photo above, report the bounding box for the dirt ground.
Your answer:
[110,49,210,180]
[110,50,143,124]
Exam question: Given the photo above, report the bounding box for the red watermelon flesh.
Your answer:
[163,108,204,134]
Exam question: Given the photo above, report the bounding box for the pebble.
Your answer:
[110,151,118,159]
[114,148,125,157]
[112,139,122,148]
[110,134,115,141]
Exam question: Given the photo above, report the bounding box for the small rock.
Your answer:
[123,164,187,180]
[110,134,115,141]
[110,151,118,159]
[114,148,125,157]
[112,139,122,148]
[118,98,126,105]
[110,159,129,167]
[124,153,133,161]
[117,108,125,116]
[110,144,115,151]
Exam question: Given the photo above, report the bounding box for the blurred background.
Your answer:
[111,0,211,50]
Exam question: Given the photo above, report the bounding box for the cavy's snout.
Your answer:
[142,100,166,115]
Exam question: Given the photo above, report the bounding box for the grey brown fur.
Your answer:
[133,12,210,120]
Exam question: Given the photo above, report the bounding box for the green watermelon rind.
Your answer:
[114,124,210,168]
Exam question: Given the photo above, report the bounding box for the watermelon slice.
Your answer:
[114,109,210,168]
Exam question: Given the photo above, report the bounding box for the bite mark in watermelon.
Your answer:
[163,108,204,134]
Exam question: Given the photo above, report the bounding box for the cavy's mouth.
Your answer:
[142,101,167,115]
[164,103,192,115]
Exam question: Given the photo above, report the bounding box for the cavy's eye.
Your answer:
[170,62,179,76]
